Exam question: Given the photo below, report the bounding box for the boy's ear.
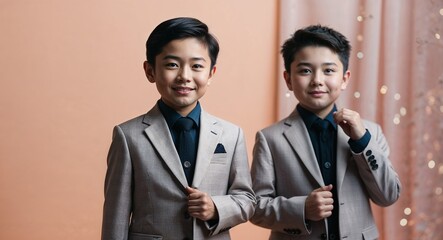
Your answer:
[207,66,216,86]
[143,61,155,83]
[283,71,293,90]
[341,70,351,90]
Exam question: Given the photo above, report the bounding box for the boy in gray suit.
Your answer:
[250,25,401,240]
[102,17,255,240]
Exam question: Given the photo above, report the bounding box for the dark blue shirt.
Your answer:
[297,104,338,185]
[157,99,201,149]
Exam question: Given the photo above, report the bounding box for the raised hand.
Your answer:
[333,108,366,140]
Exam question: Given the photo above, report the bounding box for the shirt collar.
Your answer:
[157,99,201,128]
[296,104,337,130]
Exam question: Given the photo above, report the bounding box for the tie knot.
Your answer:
[313,119,330,132]
[174,117,194,131]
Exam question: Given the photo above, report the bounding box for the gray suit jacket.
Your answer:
[102,105,255,240]
[250,109,401,240]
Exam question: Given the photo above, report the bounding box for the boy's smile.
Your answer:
[284,46,350,119]
[144,38,215,116]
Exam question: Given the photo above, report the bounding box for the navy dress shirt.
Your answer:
[157,99,200,183]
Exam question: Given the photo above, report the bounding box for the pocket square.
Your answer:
[214,143,226,153]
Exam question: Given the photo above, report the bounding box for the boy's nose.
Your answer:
[311,73,324,85]
[178,67,191,82]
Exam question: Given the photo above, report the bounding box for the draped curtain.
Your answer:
[278,1,443,239]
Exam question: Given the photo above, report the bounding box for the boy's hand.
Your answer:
[333,108,366,140]
[305,185,334,221]
[186,187,218,221]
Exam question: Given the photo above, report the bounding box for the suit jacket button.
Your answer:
[368,155,375,161]
[372,164,379,170]
[366,150,373,156]
[321,233,327,240]
[324,162,332,169]
[184,212,191,220]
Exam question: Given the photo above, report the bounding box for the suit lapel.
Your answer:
[336,126,351,192]
[142,106,189,189]
[283,111,324,186]
[192,111,221,188]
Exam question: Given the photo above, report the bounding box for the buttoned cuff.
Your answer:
[348,129,371,153]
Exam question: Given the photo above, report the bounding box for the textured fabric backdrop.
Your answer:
[278,0,443,239]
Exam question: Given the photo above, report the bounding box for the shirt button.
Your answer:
[183,161,191,168]
[324,162,332,169]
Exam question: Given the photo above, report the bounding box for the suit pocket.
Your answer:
[362,225,379,240]
[129,232,163,240]
[211,153,228,164]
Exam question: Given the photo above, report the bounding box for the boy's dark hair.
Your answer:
[146,17,219,69]
[281,25,351,73]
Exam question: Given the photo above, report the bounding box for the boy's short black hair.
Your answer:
[146,17,219,69]
[281,25,351,73]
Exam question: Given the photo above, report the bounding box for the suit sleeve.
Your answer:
[209,127,256,235]
[352,123,401,206]
[250,130,311,234]
[101,126,133,240]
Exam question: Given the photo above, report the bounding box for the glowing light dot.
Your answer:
[357,52,364,59]
[285,92,291,98]
[394,93,401,100]
[400,218,408,227]
[428,96,436,105]
[439,165,443,174]
[423,133,430,141]
[393,116,400,125]
[357,34,364,42]
[354,91,361,98]
[400,107,407,116]
[357,16,364,22]
[440,105,443,113]
[404,208,412,215]
[436,33,441,40]
[428,160,436,169]
[380,85,388,94]
[440,8,443,16]
[436,187,443,195]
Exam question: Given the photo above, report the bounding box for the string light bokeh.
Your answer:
[352,2,443,240]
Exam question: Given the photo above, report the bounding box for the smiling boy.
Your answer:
[250,25,401,240]
[101,17,255,240]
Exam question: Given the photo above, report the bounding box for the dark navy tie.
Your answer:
[173,117,196,186]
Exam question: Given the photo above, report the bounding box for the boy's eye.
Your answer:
[298,68,312,75]
[324,68,336,74]
[193,64,204,69]
[165,62,179,68]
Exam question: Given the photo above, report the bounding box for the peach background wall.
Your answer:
[0,1,278,239]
